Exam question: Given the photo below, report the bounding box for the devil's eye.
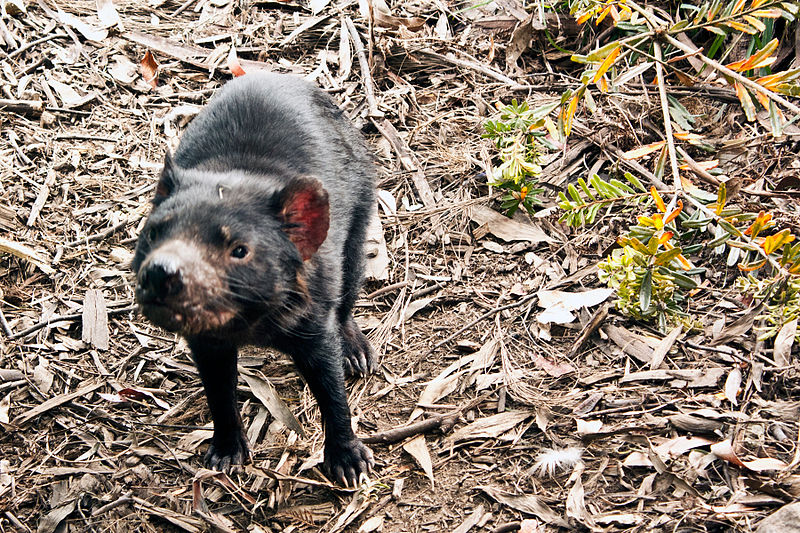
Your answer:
[147,226,159,241]
[231,245,249,259]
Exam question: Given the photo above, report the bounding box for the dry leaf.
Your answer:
[773,318,797,366]
[16,380,104,425]
[328,491,372,533]
[338,19,352,78]
[622,451,652,467]
[619,368,725,388]
[465,337,500,386]
[532,354,575,377]
[449,411,531,443]
[32,357,54,395]
[46,78,90,107]
[649,325,682,370]
[538,288,614,312]
[654,436,713,459]
[595,513,645,526]
[310,0,330,15]
[603,325,654,363]
[38,500,78,533]
[469,205,556,243]
[482,241,504,253]
[96,0,121,28]
[724,367,742,406]
[566,476,592,526]
[709,305,764,346]
[109,54,138,84]
[140,50,159,88]
[403,297,436,320]
[710,440,788,472]
[402,435,434,487]
[358,515,385,533]
[480,486,567,526]
[241,372,306,437]
[409,352,478,420]
[519,520,547,533]
[507,17,533,66]
[364,203,389,280]
[3,0,25,16]
[377,189,396,215]
[0,394,10,424]
[56,9,108,42]
[452,505,485,533]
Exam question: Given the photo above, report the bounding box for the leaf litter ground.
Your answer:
[1,1,800,532]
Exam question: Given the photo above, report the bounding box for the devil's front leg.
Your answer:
[188,336,251,472]
[275,319,374,486]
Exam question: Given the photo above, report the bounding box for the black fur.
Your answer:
[131,73,376,486]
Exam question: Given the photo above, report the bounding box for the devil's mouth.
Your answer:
[139,302,185,332]
[138,299,237,335]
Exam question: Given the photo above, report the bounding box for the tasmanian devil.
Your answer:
[131,72,376,486]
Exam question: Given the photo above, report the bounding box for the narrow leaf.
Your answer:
[639,269,653,312]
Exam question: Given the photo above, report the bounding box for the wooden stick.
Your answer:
[0,99,45,114]
[344,17,383,118]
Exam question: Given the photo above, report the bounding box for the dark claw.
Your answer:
[324,439,374,487]
[341,319,376,378]
[204,433,251,474]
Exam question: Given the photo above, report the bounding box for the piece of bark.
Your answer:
[82,289,109,350]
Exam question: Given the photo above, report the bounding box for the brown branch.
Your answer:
[362,391,494,445]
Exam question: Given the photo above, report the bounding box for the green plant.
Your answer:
[557,172,650,226]
[483,99,557,215]
[597,184,800,338]
[597,188,700,330]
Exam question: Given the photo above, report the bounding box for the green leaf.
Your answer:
[587,203,602,224]
[706,25,729,36]
[781,2,799,16]
[718,218,743,237]
[578,177,596,200]
[683,244,703,254]
[680,218,714,229]
[629,237,650,255]
[587,42,624,63]
[664,269,699,289]
[654,247,684,266]
[671,20,690,31]
[706,232,733,248]
[568,183,582,203]
[624,172,646,192]
[646,236,660,255]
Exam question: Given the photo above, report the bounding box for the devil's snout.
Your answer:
[137,255,185,303]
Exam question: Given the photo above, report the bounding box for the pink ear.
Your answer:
[281,178,330,261]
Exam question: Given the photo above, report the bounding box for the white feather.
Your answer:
[532,447,583,478]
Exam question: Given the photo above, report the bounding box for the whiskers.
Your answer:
[224,278,316,339]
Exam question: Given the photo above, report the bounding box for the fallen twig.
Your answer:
[344,17,382,118]
[363,391,494,445]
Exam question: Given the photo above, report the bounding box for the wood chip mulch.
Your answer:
[2,1,800,532]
